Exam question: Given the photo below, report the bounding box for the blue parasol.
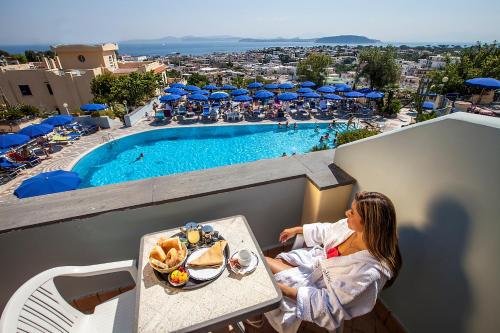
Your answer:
[170,83,186,89]
[303,92,321,99]
[221,84,237,90]
[18,124,54,138]
[345,91,365,98]
[0,133,30,149]
[160,94,181,102]
[253,90,275,100]
[164,88,188,95]
[317,86,336,93]
[184,85,201,92]
[14,170,81,199]
[465,77,500,90]
[297,87,314,94]
[277,92,298,101]
[188,94,209,102]
[300,81,316,88]
[278,83,295,90]
[422,101,434,110]
[233,95,253,102]
[42,115,74,127]
[231,89,249,96]
[365,92,384,99]
[264,83,279,90]
[324,94,343,100]
[203,84,219,90]
[209,91,230,100]
[80,104,108,112]
[248,82,264,89]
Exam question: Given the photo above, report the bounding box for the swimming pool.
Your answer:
[72,123,349,188]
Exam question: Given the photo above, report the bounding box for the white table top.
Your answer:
[135,215,282,333]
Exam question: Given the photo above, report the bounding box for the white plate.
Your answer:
[186,247,227,281]
[229,251,259,275]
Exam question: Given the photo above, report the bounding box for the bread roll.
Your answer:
[165,248,178,267]
[160,237,182,252]
[150,245,167,262]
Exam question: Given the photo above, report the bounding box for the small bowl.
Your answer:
[168,269,189,287]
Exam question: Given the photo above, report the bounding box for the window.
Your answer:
[19,85,32,96]
[46,83,53,95]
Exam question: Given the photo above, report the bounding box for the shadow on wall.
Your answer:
[383,195,472,333]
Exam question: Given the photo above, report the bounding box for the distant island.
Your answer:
[240,35,380,44]
[121,35,381,45]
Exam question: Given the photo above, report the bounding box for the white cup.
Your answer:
[237,249,252,267]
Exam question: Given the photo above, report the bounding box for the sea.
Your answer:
[0,41,474,57]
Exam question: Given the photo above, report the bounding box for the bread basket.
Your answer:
[149,242,188,274]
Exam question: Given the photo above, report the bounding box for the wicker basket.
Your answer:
[149,242,188,274]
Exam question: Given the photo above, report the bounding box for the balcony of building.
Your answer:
[0,113,498,332]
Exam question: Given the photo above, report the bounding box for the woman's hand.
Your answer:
[279,226,303,244]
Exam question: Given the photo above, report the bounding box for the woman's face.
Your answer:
[346,200,364,232]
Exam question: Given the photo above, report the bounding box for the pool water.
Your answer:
[72,123,349,188]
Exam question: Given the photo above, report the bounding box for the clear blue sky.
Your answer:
[1,0,499,44]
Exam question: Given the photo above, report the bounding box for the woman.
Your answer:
[263,191,402,333]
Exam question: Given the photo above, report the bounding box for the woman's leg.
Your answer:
[265,256,296,274]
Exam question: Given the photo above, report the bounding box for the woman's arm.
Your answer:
[279,226,303,243]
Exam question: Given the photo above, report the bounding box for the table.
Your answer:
[135,215,282,333]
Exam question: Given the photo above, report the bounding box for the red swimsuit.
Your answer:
[326,246,341,259]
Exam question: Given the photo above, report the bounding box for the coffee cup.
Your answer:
[237,249,252,267]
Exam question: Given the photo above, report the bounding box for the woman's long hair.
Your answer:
[355,191,402,288]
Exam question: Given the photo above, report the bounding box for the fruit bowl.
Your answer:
[168,267,190,287]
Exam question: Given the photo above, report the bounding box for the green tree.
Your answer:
[297,53,331,86]
[10,54,28,64]
[231,76,245,88]
[18,104,40,117]
[91,72,117,104]
[187,72,209,87]
[357,47,400,90]
[380,90,401,117]
[429,42,500,95]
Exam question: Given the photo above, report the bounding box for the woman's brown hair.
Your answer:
[354,191,402,288]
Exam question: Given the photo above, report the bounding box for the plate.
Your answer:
[186,247,228,281]
[229,251,259,275]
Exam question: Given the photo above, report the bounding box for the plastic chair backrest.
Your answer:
[1,276,83,333]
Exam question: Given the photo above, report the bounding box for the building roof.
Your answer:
[51,43,118,53]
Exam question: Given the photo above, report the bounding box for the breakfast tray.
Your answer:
[153,233,230,290]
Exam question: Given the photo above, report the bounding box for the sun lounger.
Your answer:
[6,152,41,167]
[0,157,26,173]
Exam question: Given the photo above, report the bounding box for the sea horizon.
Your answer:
[0,40,478,57]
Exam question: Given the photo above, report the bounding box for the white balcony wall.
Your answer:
[333,113,500,333]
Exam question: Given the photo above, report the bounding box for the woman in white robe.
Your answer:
[263,191,402,333]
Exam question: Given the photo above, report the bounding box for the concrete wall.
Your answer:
[0,68,99,113]
[124,98,156,127]
[0,178,306,310]
[333,113,500,333]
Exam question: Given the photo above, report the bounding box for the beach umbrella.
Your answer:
[300,81,316,88]
[335,84,352,92]
[14,170,81,199]
[317,86,336,94]
[0,134,30,149]
[80,103,108,112]
[253,90,274,100]
[184,85,201,92]
[160,94,181,103]
[188,93,209,102]
[297,87,314,94]
[195,89,210,95]
[264,83,279,90]
[357,88,372,94]
[170,83,186,89]
[231,88,249,96]
[209,91,230,100]
[345,91,365,98]
[277,92,298,101]
[303,92,321,99]
[465,78,500,90]
[365,92,384,99]
[422,101,434,110]
[164,87,188,95]
[278,83,295,90]
[203,84,219,91]
[324,94,343,100]
[233,95,253,102]
[18,124,54,138]
[42,115,74,127]
[247,82,264,89]
[221,84,237,90]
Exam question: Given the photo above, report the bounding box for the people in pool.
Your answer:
[285,120,290,128]
[282,152,288,157]
[278,122,282,129]
[293,122,298,129]
[135,153,144,162]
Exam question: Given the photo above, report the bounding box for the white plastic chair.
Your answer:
[0,260,137,333]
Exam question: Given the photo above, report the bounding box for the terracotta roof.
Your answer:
[153,64,167,73]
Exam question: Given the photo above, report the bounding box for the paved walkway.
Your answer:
[0,110,413,203]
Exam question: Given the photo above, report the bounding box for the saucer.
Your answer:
[229,251,259,275]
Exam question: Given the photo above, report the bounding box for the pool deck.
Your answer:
[0,110,412,203]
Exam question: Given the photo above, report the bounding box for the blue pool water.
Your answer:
[72,123,349,188]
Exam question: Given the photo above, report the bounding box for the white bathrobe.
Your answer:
[265,219,392,333]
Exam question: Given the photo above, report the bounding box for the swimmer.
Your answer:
[293,122,298,129]
[278,122,282,129]
[135,153,144,162]
[314,125,320,132]
[319,136,325,143]
[292,152,296,156]
[285,120,290,128]
[324,133,330,139]
[282,152,288,157]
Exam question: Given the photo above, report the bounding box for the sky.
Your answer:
[0,0,499,45]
